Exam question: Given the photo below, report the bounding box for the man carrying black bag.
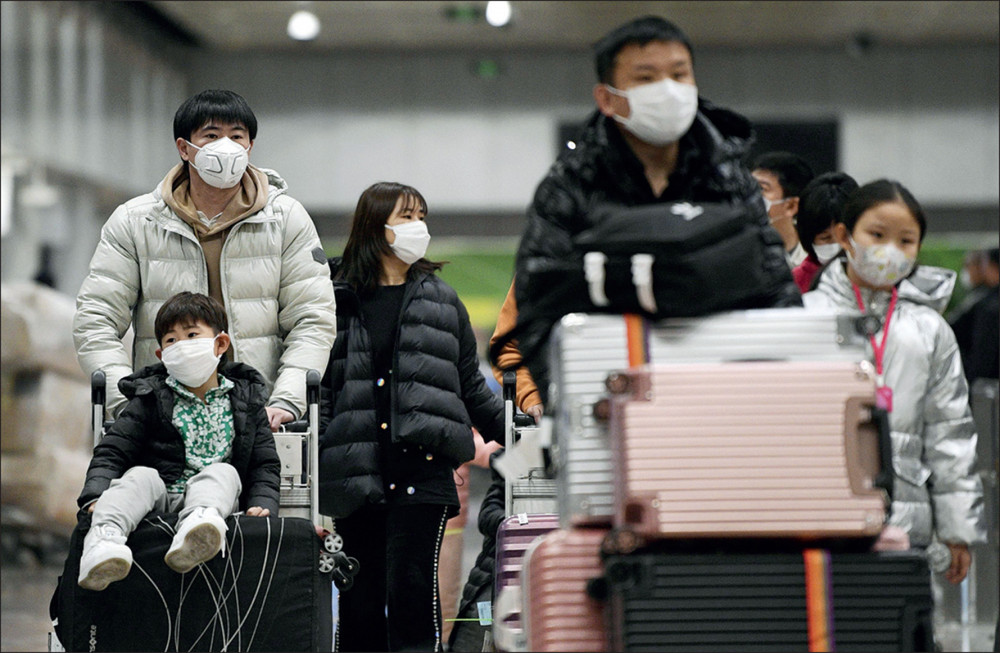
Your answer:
[502,15,801,396]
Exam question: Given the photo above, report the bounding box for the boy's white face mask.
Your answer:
[161,335,222,387]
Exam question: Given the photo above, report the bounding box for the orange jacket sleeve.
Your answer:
[489,279,542,413]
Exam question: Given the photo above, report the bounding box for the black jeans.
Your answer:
[336,503,451,652]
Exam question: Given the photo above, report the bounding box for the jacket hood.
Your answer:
[813,259,956,315]
[152,165,289,207]
[899,265,956,314]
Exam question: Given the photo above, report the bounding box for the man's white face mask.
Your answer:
[186,137,249,189]
[606,77,699,146]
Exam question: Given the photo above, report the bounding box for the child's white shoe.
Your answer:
[164,507,227,573]
[78,524,132,591]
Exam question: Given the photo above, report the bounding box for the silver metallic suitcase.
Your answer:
[548,308,870,527]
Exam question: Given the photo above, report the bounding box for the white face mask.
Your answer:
[846,235,916,287]
[186,137,249,189]
[385,221,431,265]
[161,335,222,387]
[959,268,972,290]
[606,78,699,146]
[812,243,842,265]
[762,196,790,214]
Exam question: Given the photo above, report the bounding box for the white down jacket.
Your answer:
[804,261,986,547]
[73,167,336,420]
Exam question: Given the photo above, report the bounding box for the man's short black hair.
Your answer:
[752,151,815,199]
[154,291,228,347]
[173,89,258,142]
[593,15,693,85]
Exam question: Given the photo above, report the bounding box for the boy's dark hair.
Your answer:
[154,291,229,346]
[338,182,445,296]
[841,178,928,243]
[173,89,258,142]
[796,172,859,264]
[593,16,693,84]
[752,151,815,199]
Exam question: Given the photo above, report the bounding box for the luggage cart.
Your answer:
[48,369,356,652]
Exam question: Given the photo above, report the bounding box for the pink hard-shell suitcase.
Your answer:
[607,360,891,542]
[492,513,560,648]
[520,527,609,652]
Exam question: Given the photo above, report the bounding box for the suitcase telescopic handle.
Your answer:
[91,370,106,406]
[871,406,894,502]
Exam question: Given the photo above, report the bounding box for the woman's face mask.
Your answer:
[812,242,842,265]
[385,220,431,265]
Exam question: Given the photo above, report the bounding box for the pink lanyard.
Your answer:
[853,285,899,411]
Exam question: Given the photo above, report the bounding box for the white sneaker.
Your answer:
[78,524,132,591]
[164,507,227,573]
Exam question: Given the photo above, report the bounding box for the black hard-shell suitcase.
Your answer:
[50,511,333,652]
[600,546,933,652]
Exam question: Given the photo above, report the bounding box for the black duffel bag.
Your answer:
[493,200,797,370]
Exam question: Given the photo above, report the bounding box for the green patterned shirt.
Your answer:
[166,374,235,494]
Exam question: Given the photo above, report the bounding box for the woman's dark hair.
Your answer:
[173,89,258,141]
[154,291,228,345]
[338,182,444,295]
[593,16,693,84]
[796,172,858,264]
[840,178,928,243]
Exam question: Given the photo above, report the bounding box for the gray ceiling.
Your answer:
[150,1,1000,52]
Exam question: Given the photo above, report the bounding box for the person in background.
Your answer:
[803,179,986,583]
[512,15,800,398]
[751,151,816,268]
[75,291,279,591]
[73,89,336,431]
[318,182,505,652]
[791,171,859,293]
[948,247,999,383]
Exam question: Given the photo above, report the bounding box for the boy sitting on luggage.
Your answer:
[76,291,281,591]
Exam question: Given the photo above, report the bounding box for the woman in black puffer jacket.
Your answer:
[319,182,505,652]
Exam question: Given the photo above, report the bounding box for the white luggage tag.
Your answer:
[494,423,547,481]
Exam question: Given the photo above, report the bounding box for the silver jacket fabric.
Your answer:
[803,261,985,547]
[74,167,337,420]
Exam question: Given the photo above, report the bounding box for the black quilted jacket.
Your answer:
[318,259,505,519]
[513,101,802,370]
[77,361,282,515]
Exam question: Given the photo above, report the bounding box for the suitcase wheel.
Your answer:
[319,551,337,574]
[324,532,343,553]
[601,528,642,556]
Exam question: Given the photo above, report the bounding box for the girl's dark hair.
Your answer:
[593,16,693,84]
[338,182,444,295]
[154,291,228,345]
[796,172,858,264]
[173,89,258,141]
[840,178,928,243]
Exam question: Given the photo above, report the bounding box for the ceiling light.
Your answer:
[287,10,321,41]
[485,1,512,27]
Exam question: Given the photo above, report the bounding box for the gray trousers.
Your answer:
[90,463,242,536]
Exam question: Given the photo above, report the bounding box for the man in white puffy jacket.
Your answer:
[74,89,336,429]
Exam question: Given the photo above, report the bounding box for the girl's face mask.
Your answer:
[846,235,916,288]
